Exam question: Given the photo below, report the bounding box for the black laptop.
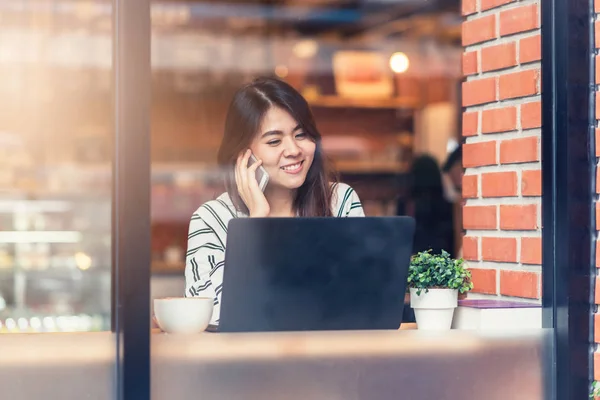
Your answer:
[218,217,415,333]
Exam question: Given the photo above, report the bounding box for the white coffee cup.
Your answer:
[153,297,213,334]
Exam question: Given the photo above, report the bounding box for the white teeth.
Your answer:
[282,162,301,171]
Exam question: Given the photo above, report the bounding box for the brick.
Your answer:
[481,171,518,197]
[462,236,479,260]
[596,129,600,157]
[482,237,517,262]
[462,0,477,15]
[521,170,542,196]
[499,4,539,37]
[597,169,600,194]
[597,55,600,85]
[463,78,496,106]
[462,175,478,198]
[463,51,478,76]
[500,137,539,164]
[481,43,517,72]
[498,69,540,100]
[462,15,497,46]
[596,21,600,49]
[597,92,600,120]
[595,313,600,343]
[469,268,497,294]
[521,237,542,264]
[595,351,600,381]
[463,112,478,137]
[521,101,541,129]
[481,0,514,11]
[596,203,600,230]
[464,141,497,167]
[481,106,517,134]
[519,34,541,64]
[596,0,600,13]
[500,204,538,230]
[597,241,600,267]
[463,206,497,230]
[500,270,539,299]
[596,277,600,304]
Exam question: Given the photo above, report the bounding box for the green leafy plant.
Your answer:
[407,250,473,296]
[590,380,600,398]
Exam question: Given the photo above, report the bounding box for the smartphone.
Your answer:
[248,154,269,192]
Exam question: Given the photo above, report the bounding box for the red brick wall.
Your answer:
[461,0,542,300]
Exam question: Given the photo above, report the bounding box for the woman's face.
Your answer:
[249,106,316,191]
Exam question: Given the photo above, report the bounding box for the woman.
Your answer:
[397,154,455,257]
[184,77,364,325]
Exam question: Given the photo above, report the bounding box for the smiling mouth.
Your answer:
[280,160,304,174]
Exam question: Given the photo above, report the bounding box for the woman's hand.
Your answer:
[235,149,270,217]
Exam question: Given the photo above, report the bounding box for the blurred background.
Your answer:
[0,0,461,332]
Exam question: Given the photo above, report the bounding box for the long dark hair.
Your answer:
[217,77,335,217]
[410,155,444,200]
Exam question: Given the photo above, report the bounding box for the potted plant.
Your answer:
[407,250,473,330]
[591,380,600,399]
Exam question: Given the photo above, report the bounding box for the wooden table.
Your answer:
[1,328,548,400]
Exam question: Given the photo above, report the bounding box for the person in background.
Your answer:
[397,154,455,323]
[442,146,462,203]
[441,146,463,257]
[398,154,455,257]
[184,77,365,326]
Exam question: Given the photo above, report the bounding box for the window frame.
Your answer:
[541,0,594,398]
[112,0,152,399]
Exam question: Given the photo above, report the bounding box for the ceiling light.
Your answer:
[293,39,318,59]
[390,52,409,74]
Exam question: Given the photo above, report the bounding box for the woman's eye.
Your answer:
[267,140,280,146]
[295,132,306,139]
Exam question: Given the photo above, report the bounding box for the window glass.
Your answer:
[149,1,462,293]
[0,1,115,398]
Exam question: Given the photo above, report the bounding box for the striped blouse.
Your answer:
[184,182,365,325]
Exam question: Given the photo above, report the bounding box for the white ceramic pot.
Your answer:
[409,288,458,331]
